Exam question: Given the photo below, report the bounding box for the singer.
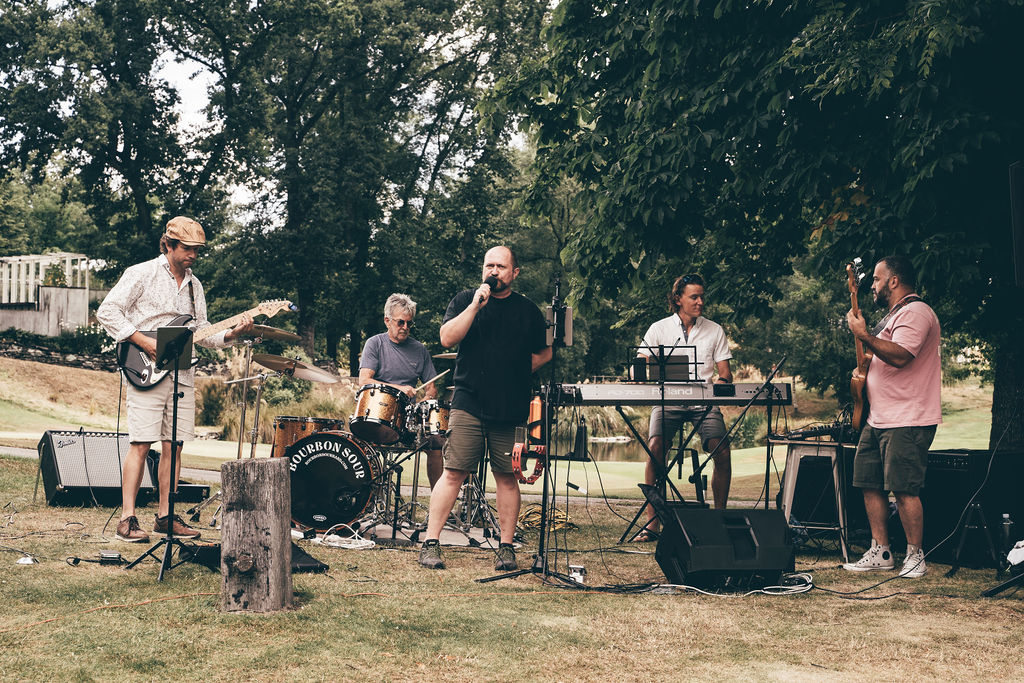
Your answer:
[418,246,552,570]
[635,273,734,539]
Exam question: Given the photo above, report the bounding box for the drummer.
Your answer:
[358,293,444,488]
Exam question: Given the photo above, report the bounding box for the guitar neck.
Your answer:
[850,287,870,372]
[194,307,257,342]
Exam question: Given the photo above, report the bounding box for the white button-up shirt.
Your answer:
[639,314,731,387]
[97,254,229,386]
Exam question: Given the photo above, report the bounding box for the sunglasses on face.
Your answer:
[390,318,414,328]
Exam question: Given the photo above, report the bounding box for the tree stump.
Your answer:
[220,458,293,612]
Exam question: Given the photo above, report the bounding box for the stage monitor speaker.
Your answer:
[922,448,1024,567]
[37,430,155,506]
[642,485,794,589]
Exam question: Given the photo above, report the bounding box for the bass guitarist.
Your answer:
[97,217,253,542]
[844,255,941,578]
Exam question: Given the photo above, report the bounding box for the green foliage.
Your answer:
[260,346,314,406]
[196,380,229,426]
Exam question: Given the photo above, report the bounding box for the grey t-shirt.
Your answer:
[359,332,437,387]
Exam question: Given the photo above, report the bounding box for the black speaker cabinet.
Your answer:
[37,430,155,506]
[922,449,1024,567]
[642,485,795,588]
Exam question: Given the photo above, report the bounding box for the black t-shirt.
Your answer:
[443,289,548,423]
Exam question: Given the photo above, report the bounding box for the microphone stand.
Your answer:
[688,356,787,507]
[479,278,575,584]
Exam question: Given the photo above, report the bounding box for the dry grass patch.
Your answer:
[2,454,1023,682]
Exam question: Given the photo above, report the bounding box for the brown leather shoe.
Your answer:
[115,515,150,543]
[154,514,201,539]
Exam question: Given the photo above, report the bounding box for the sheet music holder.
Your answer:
[633,343,700,383]
[155,325,193,372]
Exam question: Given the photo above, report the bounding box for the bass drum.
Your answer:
[284,431,383,531]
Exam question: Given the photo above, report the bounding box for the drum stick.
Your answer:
[415,369,450,394]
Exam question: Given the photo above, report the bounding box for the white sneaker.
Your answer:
[843,541,895,572]
[899,548,927,578]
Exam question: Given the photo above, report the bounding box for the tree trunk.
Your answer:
[989,342,1024,452]
[220,458,293,613]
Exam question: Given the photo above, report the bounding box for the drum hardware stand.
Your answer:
[186,370,272,528]
[480,278,575,584]
[125,326,196,580]
[452,456,500,545]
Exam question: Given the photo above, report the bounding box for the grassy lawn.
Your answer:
[0,359,1019,681]
[1,454,1022,682]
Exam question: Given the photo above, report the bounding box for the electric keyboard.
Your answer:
[558,382,792,407]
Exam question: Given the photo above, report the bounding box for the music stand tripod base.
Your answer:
[125,325,194,581]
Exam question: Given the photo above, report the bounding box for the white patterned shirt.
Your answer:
[97,254,230,386]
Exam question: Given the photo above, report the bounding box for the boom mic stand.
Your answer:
[688,356,787,507]
[479,278,574,584]
[125,325,195,580]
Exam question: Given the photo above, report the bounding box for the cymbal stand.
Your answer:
[188,370,270,527]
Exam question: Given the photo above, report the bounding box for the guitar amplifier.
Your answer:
[37,430,156,506]
[922,448,1024,567]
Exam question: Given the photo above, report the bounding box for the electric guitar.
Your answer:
[847,259,871,430]
[116,299,295,390]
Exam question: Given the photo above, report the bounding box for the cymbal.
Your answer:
[432,352,457,360]
[248,325,301,342]
[252,354,339,383]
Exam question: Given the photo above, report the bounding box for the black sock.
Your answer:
[423,539,439,547]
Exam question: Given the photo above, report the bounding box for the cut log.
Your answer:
[220,458,293,612]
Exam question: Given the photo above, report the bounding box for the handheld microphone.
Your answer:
[478,275,500,304]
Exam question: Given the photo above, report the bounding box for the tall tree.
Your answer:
[506,0,1024,449]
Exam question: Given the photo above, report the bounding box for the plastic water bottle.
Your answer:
[1001,513,1016,569]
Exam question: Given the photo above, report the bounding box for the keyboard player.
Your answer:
[636,274,734,538]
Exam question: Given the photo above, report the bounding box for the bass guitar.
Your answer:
[847,259,871,430]
[116,299,295,390]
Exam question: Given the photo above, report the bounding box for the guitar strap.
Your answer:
[188,279,196,320]
[870,294,923,336]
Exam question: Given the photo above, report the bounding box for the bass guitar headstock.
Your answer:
[846,257,866,296]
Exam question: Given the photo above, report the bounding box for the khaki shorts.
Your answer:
[442,409,519,474]
[853,425,936,495]
[126,380,196,443]
[649,406,728,452]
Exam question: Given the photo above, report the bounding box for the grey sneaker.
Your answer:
[899,548,927,578]
[115,515,150,543]
[418,540,445,569]
[495,543,517,571]
[843,541,895,572]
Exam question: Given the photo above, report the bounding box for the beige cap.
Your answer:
[164,216,206,246]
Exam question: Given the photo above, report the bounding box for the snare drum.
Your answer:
[417,399,450,437]
[270,415,346,459]
[350,383,410,444]
[285,431,383,531]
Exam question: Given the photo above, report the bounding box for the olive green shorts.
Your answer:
[442,409,519,474]
[853,425,936,495]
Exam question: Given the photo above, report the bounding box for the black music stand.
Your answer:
[479,279,574,584]
[125,326,195,580]
[618,344,706,544]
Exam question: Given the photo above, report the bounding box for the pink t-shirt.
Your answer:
[866,300,942,428]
